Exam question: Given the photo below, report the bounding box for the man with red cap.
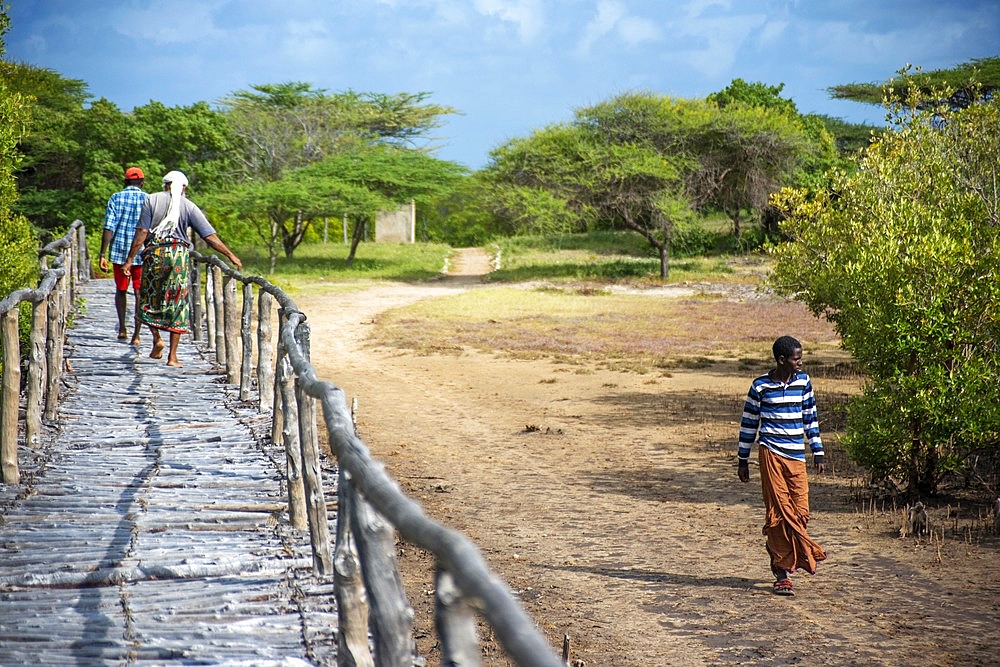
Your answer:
[100,166,147,344]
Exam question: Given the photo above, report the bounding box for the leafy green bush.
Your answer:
[771,88,1000,495]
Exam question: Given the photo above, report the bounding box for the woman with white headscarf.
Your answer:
[123,170,241,367]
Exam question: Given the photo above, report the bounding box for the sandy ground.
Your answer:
[295,248,1000,666]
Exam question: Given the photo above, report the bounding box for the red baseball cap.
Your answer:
[124,166,144,180]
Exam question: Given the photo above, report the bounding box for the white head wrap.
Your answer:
[152,170,189,238]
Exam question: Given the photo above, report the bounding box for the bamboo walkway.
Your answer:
[0,279,340,666]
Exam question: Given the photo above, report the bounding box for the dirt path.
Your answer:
[296,248,1000,666]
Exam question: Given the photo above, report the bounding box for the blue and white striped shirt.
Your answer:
[738,371,823,463]
[103,186,146,265]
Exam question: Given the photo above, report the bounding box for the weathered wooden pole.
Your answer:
[1,308,21,485]
[223,272,239,384]
[43,271,66,423]
[334,468,374,667]
[436,568,481,666]
[76,224,88,282]
[256,290,273,414]
[350,491,414,665]
[25,296,48,448]
[205,266,216,351]
[294,320,332,574]
[239,283,253,401]
[189,258,202,343]
[275,311,305,530]
[65,239,76,304]
[212,265,225,366]
[270,309,285,453]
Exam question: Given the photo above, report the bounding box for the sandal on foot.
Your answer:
[773,579,794,596]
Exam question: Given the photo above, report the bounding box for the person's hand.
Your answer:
[814,461,825,474]
[230,255,243,271]
[122,264,131,278]
[99,256,109,272]
[738,460,750,483]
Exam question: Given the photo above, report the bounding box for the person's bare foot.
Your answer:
[129,336,141,346]
[166,358,184,367]
[117,331,128,341]
[150,340,166,359]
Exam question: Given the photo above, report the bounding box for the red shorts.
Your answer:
[113,264,142,291]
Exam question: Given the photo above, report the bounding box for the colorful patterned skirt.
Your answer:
[139,240,190,334]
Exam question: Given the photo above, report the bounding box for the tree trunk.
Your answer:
[268,216,279,274]
[346,218,366,268]
[659,245,669,279]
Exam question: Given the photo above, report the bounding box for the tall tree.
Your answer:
[486,91,813,275]
[213,82,459,263]
[0,9,40,347]
[828,56,1000,111]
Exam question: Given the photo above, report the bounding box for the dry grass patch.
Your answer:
[370,285,841,371]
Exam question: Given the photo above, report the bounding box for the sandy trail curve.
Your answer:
[293,247,1000,666]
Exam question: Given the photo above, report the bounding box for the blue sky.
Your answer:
[5,1,998,168]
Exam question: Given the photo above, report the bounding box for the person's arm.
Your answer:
[803,379,824,473]
[202,233,242,271]
[121,229,148,277]
[100,196,118,272]
[99,229,114,272]
[737,384,760,483]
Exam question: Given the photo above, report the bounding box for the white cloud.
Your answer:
[577,0,661,56]
[116,3,220,45]
[472,0,545,41]
[617,16,662,46]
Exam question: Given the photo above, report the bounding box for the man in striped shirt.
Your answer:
[99,166,147,344]
[737,335,826,596]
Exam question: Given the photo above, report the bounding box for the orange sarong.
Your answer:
[759,447,826,575]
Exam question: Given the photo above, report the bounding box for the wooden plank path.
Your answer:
[0,279,341,666]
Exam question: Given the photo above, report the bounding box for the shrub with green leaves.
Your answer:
[770,85,1000,495]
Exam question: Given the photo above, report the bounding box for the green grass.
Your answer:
[234,240,453,283]
[227,225,770,294]
[488,229,769,285]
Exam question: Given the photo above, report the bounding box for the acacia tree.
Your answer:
[293,144,466,266]
[829,56,1000,112]
[485,91,812,275]
[216,82,458,260]
[770,87,1000,495]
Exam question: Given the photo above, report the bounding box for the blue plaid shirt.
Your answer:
[103,186,147,265]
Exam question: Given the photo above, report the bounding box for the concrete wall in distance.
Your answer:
[375,200,415,243]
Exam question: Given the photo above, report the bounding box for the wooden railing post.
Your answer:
[239,282,253,401]
[436,568,481,666]
[223,272,239,383]
[212,265,225,366]
[205,266,216,351]
[43,270,65,423]
[190,259,202,343]
[1,308,21,484]
[76,223,88,282]
[294,320,332,574]
[25,295,48,448]
[256,290,274,414]
[334,468,374,667]
[271,308,285,454]
[65,240,76,304]
[350,491,414,664]
[276,310,306,530]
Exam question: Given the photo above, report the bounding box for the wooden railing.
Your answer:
[0,220,86,485]
[0,220,562,665]
[191,251,563,667]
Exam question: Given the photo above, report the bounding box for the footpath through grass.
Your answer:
[231,230,838,372]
